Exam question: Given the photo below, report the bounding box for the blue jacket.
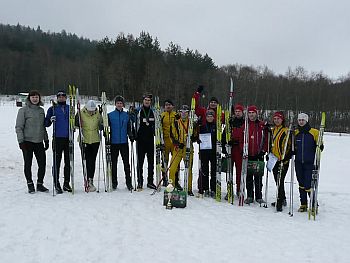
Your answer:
[295,123,319,164]
[45,103,69,138]
[108,109,132,144]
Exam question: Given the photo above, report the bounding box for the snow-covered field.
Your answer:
[1,100,349,263]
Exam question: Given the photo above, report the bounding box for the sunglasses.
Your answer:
[57,92,67,97]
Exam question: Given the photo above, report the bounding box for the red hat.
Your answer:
[234,104,244,112]
[248,105,258,113]
[273,111,285,121]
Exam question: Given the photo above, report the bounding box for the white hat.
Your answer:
[298,113,309,122]
[86,100,97,111]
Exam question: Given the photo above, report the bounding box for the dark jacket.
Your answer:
[108,108,133,144]
[295,123,319,164]
[45,103,69,138]
[199,121,217,152]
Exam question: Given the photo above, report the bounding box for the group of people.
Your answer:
[15,86,323,214]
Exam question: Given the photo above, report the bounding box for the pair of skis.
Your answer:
[309,112,326,220]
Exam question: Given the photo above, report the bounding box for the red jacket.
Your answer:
[247,119,268,157]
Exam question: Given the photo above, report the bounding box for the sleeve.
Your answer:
[193,91,206,120]
[45,106,53,127]
[15,108,25,144]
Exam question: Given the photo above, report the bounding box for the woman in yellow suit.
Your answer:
[169,105,195,196]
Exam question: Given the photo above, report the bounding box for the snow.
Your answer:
[1,100,349,263]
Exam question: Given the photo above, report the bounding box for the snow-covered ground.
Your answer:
[1,100,349,263]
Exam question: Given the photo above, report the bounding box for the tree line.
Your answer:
[0,23,349,132]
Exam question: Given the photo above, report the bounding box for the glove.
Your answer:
[50,116,56,122]
[44,140,49,151]
[175,113,181,120]
[159,144,165,151]
[19,142,28,150]
[257,151,265,160]
[129,136,135,143]
[265,154,269,161]
[222,147,228,155]
[320,144,324,152]
[227,140,233,146]
[179,143,185,149]
[197,85,204,93]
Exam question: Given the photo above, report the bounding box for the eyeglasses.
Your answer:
[57,92,66,97]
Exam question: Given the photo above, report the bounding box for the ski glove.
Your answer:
[178,143,185,149]
[319,144,324,152]
[44,140,49,151]
[19,142,28,150]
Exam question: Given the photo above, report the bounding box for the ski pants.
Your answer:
[273,160,290,204]
[85,142,100,180]
[137,138,154,185]
[21,141,46,184]
[164,137,179,185]
[295,161,313,205]
[53,137,70,183]
[246,157,264,200]
[111,143,131,187]
[169,147,193,191]
[231,146,243,193]
[198,150,216,193]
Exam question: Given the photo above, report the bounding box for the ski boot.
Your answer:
[36,183,49,193]
[27,182,35,194]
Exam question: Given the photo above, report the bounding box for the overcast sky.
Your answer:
[1,0,349,79]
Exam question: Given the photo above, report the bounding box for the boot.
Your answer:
[256,198,266,204]
[36,183,49,193]
[88,179,96,192]
[298,204,308,212]
[63,182,72,192]
[27,182,35,194]
[55,182,63,194]
[175,183,183,191]
[188,190,194,196]
[244,197,254,204]
[126,183,133,191]
[147,182,157,190]
[137,182,143,191]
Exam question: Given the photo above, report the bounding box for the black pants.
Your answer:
[21,141,46,184]
[246,156,263,200]
[198,150,217,193]
[53,137,70,183]
[137,139,154,185]
[273,160,290,203]
[85,142,100,180]
[111,143,131,187]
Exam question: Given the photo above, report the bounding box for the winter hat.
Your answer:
[56,91,67,97]
[180,105,190,111]
[206,110,215,117]
[86,100,97,111]
[164,99,174,106]
[248,105,258,113]
[114,95,125,105]
[298,113,309,122]
[143,93,153,100]
[273,111,285,121]
[209,97,219,103]
[234,104,244,112]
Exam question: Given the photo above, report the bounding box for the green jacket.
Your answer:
[76,107,103,144]
[15,100,48,144]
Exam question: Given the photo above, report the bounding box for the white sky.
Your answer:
[1,0,349,79]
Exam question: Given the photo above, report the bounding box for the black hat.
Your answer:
[209,97,219,103]
[143,93,153,100]
[56,91,67,97]
[114,95,125,105]
[164,99,174,106]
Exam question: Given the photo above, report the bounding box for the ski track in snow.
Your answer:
[1,101,349,263]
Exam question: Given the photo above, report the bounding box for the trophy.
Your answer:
[166,179,174,210]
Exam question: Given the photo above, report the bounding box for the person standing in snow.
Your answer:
[76,100,103,192]
[131,94,157,191]
[244,105,268,205]
[269,111,292,212]
[15,90,50,194]
[108,95,134,191]
[45,91,72,194]
[198,110,217,197]
[294,113,323,212]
